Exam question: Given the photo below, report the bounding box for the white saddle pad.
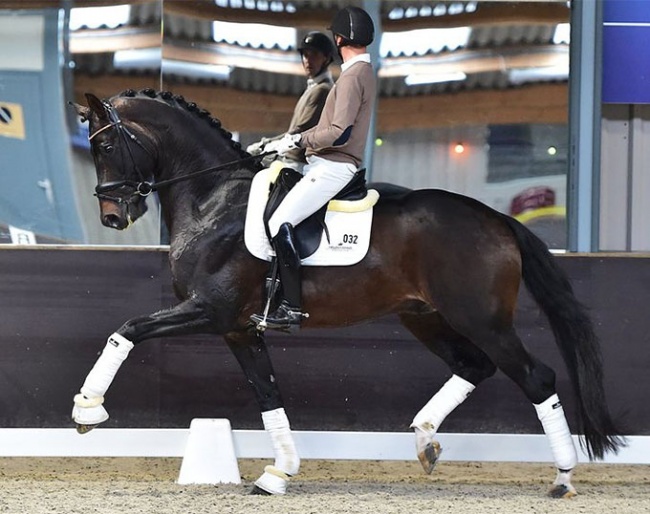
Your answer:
[244,165,378,266]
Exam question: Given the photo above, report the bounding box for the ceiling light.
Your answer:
[405,71,467,86]
[161,60,232,80]
[508,64,569,85]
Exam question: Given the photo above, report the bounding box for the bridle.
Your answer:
[88,99,272,205]
[89,100,157,204]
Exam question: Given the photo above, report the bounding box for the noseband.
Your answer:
[89,100,156,205]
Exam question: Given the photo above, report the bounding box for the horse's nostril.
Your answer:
[102,214,124,229]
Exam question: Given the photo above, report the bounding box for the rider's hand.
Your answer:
[246,139,266,155]
[267,133,301,156]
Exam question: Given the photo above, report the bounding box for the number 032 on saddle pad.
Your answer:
[244,163,379,266]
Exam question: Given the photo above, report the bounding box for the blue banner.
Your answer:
[602,0,650,103]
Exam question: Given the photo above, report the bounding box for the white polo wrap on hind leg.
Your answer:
[254,407,300,495]
[80,333,134,399]
[534,394,578,473]
[411,375,476,434]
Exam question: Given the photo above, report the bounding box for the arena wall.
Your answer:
[0,248,648,441]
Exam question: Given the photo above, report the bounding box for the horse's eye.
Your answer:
[102,144,114,154]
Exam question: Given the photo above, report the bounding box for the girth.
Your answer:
[263,167,368,259]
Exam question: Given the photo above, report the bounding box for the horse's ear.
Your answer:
[69,101,90,122]
[84,92,109,121]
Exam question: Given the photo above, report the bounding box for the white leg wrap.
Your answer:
[80,333,134,399]
[534,394,578,471]
[411,375,476,434]
[260,408,300,476]
[254,466,290,495]
[72,393,109,425]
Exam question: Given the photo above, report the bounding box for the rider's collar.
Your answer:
[307,69,333,88]
[341,53,371,73]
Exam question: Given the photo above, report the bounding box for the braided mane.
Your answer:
[117,88,252,162]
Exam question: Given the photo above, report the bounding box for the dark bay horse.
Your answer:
[71,89,624,497]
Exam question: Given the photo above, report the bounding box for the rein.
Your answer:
[136,151,274,195]
[90,99,273,202]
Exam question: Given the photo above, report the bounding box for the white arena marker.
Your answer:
[177,419,241,485]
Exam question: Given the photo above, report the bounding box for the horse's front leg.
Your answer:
[72,299,212,433]
[224,330,299,495]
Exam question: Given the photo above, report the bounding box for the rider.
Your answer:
[251,6,376,331]
[247,31,335,172]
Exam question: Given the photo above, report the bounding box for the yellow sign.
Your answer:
[0,102,26,140]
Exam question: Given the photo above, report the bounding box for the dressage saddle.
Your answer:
[262,167,368,259]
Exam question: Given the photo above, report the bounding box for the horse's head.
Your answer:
[73,92,154,230]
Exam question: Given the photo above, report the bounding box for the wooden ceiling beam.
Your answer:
[74,73,568,133]
[70,27,160,53]
[1,1,568,28]
[0,0,153,9]
[162,1,568,29]
[163,1,338,29]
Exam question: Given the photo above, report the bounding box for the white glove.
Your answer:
[266,133,301,156]
[246,139,266,155]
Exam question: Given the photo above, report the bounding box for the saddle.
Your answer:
[263,167,369,259]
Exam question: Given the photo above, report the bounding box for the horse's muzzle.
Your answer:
[102,212,129,230]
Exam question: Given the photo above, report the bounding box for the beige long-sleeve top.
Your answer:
[301,55,376,168]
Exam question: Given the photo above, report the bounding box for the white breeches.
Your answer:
[277,157,305,174]
[268,155,356,237]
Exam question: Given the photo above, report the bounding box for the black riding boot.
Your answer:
[251,223,308,331]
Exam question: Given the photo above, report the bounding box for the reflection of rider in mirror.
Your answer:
[251,6,376,331]
[246,31,335,172]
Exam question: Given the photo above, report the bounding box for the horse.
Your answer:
[71,88,624,498]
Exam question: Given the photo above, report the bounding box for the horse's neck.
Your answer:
[129,100,254,253]
[159,166,253,257]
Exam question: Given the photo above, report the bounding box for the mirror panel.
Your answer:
[0,1,569,248]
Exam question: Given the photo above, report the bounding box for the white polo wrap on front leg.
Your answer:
[411,375,476,434]
[261,407,300,476]
[80,333,134,399]
[254,407,300,495]
[534,394,578,472]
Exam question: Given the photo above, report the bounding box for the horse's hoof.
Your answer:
[250,485,272,496]
[549,484,577,499]
[72,395,109,430]
[417,440,442,475]
[75,423,98,434]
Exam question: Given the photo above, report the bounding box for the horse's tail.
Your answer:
[501,214,625,460]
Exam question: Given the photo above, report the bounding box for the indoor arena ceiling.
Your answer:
[0,1,571,98]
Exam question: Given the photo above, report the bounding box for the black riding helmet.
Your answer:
[329,6,374,47]
[298,31,335,65]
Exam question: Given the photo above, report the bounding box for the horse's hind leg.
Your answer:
[399,310,497,474]
[493,330,578,498]
[455,317,578,498]
[224,330,298,496]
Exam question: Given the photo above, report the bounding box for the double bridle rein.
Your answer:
[88,100,271,205]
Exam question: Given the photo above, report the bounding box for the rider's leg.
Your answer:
[252,156,355,330]
[252,223,306,329]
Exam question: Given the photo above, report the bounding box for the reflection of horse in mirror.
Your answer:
[71,89,623,497]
